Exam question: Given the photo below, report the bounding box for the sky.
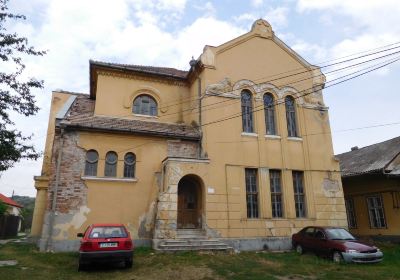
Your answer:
[1,0,400,197]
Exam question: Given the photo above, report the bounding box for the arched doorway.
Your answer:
[177,175,203,229]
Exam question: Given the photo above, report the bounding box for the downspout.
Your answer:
[198,76,203,158]
[46,127,65,251]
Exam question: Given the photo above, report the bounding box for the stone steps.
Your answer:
[155,229,231,252]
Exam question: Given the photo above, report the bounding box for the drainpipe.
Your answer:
[46,127,65,251]
[198,76,203,159]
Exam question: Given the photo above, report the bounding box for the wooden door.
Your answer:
[177,181,199,229]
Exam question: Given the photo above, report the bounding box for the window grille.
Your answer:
[245,168,259,218]
[133,95,157,116]
[367,195,386,228]
[345,197,357,228]
[241,91,254,133]
[293,171,306,218]
[84,150,98,176]
[123,153,136,178]
[285,96,298,137]
[104,151,118,177]
[270,170,283,218]
[263,93,276,135]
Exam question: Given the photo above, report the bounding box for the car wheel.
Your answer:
[295,244,304,255]
[332,251,343,263]
[125,258,133,269]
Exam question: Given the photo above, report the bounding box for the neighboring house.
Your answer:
[0,193,23,237]
[336,137,400,241]
[0,194,23,216]
[31,19,347,252]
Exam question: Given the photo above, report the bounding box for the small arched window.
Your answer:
[285,96,298,137]
[263,93,276,135]
[241,90,254,133]
[84,150,98,176]
[132,94,157,116]
[104,151,118,177]
[123,153,136,178]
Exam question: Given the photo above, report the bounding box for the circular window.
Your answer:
[105,151,118,164]
[86,150,98,163]
[124,153,136,165]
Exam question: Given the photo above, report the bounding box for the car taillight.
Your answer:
[124,240,133,249]
[80,241,93,251]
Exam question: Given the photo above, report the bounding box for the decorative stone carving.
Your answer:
[251,19,273,38]
[206,77,233,95]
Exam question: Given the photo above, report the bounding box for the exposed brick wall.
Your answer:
[167,140,199,158]
[47,130,87,213]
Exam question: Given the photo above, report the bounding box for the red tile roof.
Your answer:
[0,194,23,208]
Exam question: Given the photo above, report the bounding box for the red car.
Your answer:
[77,223,134,270]
[292,226,383,263]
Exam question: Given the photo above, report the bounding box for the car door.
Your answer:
[301,227,316,251]
[313,228,330,256]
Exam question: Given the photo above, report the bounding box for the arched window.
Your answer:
[123,153,136,178]
[285,96,298,137]
[132,94,157,116]
[241,90,254,133]
[84,150,98,176]
[263,93,276,135]
[104,151,118,177]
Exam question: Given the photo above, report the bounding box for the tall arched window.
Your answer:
[263,93,276,135]
[104,151,118,177]
[84,150,98,176]
[132,94,157,116]
[241,90,254,133]
[123,153,136,178]
[285,96,298,137]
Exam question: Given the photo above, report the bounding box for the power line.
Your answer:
[200,56,400,128]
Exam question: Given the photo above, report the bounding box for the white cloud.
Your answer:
[0,0,245,196]
[193,1,216,17]
[251,0,264,8]
[265,7,289,29]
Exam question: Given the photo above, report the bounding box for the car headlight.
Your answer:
[346,249,359,253]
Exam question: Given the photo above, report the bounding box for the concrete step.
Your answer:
[156,238,231,252]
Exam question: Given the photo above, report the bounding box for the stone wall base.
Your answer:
[37,238,152,252]
[153,237,292,252]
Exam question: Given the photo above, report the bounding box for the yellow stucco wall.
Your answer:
[32,19,347,247]
[344,176,400,236]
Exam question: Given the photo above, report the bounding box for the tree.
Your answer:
[0,0,46,171]
[0,200,8,216]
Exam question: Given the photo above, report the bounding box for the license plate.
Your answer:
[99,242,118,248]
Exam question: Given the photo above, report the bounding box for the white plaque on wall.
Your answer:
[207,187,215,194]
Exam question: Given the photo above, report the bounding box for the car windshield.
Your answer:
[89,226,127,238]
[325,228,355,240]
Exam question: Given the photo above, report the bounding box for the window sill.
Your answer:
[81,176,138,183]
[132,113,158,119]
[241,132,258,137]
[287,137,303,142]
[265,135,281,140]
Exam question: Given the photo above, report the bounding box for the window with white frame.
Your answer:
[104,151,118,177]
[123,152,136,178]
[245,168,259,218]
[292,171,306,218]
[345,197,357,229]
[84,150,98,176]
[270,170,283,218]
[241,90,254,133]
[285,96,298,137]
[366,195,386,228]
[132,94,157,116]
[263,93,276,135]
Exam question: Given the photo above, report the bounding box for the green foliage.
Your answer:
[0,200,8,215]
[12,195,35,230]
[0,0,46,172]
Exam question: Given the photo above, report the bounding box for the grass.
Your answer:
[0,242,400,280]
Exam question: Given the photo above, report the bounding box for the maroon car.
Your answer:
[292,226,383,263]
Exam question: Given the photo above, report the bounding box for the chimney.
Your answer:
[351,146,359,151]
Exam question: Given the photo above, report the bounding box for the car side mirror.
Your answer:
[77,233,84,238]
